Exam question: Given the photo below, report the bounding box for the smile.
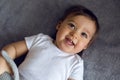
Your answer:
[65,37,75,46]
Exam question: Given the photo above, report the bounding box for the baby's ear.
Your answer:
[56,21,62,30]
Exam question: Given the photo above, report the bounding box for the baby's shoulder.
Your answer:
[35,33,53,41]
[74,54,83,64]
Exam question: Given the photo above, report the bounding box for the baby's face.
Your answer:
[55,15,96,54]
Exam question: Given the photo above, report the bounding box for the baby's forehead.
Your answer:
[65,14,95,23]
[65,13,89,20]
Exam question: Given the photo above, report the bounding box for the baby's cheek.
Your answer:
[76,43,87,51]
[74,45,83,53]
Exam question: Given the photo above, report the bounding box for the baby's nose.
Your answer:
[70,30,79,39]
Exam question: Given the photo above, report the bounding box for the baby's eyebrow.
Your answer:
[67,19,74,22]
[67,20,77,25]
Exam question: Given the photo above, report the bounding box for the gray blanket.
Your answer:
[0,0,120,80]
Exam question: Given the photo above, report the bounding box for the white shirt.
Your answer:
[18,33,84,80]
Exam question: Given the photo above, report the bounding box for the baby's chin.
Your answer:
[59,47,76,55]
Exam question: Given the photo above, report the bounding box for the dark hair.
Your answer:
[60,5,100,56]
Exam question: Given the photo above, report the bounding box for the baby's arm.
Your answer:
[0,40,28,75]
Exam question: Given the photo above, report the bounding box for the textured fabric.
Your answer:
[0,72,13,80]
[18,33,84,80]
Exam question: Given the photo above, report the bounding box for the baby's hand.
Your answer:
[0,50,19,80]
[0,53,12,75]
[68,78,75,80]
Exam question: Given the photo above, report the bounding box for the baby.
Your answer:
[0,5,99,80]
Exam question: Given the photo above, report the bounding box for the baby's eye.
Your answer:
[68,23,75,30]
[81,32,88,38]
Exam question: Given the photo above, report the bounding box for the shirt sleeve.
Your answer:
[69,58,84,80]
[24,33,44,50]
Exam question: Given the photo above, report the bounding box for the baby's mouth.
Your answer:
[65,37,75,46]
